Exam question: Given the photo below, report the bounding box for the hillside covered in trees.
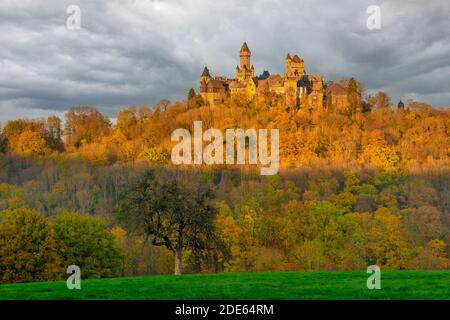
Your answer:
[1,85,449,283]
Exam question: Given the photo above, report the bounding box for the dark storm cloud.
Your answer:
[0,0,449,122]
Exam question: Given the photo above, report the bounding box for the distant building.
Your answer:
[397,100,405,110]
[326,82,348,111]
[200,42,334,108]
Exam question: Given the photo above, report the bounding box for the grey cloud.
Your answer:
[0,0,449,123]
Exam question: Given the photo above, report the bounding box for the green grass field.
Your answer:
[0,271,449,300]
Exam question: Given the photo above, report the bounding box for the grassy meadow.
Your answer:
[0,270,449,300]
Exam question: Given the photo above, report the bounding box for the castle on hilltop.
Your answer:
[199,42,348,109]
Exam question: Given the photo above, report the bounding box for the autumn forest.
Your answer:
[0,83,449,283]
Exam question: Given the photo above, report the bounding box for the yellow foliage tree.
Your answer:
[0,208,63,283]
[15,130,50,156]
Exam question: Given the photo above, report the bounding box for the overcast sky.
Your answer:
[0,0,449,122]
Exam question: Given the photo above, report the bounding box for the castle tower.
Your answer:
[284,53,292,77]
[285,53,305,78]
[240,41,251,69]
[236,42,254,81]
[201,66,211,82]
[285,53,292,63]
[200,66,210,94]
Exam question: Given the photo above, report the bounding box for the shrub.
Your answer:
[54,212,123,278]
[0,208,63,283]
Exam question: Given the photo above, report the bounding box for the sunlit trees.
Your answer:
[65,106,111,148]
[187,88,204,109]
[116,107,140,139]
[1,118,62,155]
[78,140,114,165]
[2,89,449,168]
[2,119,32,145]
[369,91,391,110]
[360,130,402,171]
[46,116,64,151]
[141,106,173,148]
[140,147,169,165]
[16,130,50,156]
[346,77,363,117]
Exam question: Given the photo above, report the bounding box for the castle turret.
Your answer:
[240,41,251,69]
[285,53,305,78]
[201,66,211,79]
[200,66,211,93]
[236,42,254,81]
[199,65,228,105]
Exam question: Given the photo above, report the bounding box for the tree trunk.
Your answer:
[174,248,182,275]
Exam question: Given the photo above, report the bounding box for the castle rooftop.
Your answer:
[201,66,211,77]
[240,41,251,54]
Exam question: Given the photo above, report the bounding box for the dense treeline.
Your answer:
[0,159,449,281]
[0,87,449,282]
[0,88,449,170]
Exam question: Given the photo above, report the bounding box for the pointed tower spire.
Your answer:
[240,41,251,54]
[292,54,303,63]
[201,66,211,77]
[237,41,254,80]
